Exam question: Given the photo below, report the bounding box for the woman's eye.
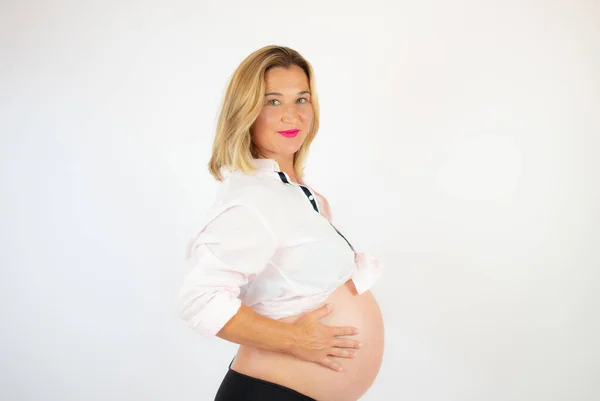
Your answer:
[267,98,309,106]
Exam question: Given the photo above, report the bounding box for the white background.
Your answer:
[1,1,599,400]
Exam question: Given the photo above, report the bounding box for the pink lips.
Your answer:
[278,129,299,138]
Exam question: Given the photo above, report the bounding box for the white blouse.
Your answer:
[177,158,384,338]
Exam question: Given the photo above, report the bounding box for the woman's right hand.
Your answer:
[287,303,362,372]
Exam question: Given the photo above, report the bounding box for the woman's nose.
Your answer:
[282,106,300,123]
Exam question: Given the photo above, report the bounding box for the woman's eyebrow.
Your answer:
[264,90,311,96]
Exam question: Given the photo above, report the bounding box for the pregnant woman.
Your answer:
[178,45,385,401]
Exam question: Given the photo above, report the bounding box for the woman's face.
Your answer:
[250,65,314,160]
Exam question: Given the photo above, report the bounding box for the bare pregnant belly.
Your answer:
[231,280,384,401]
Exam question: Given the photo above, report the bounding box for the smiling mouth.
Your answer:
[278,129,299,138]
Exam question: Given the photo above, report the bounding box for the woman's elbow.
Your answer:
[177,287,242,338]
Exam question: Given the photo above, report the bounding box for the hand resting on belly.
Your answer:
[232,279,385,401]
[216,298,362,372]
[285,302,363,372]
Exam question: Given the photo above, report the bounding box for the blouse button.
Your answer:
[308,195,314,200]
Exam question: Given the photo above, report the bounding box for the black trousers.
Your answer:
[214,358,316,401]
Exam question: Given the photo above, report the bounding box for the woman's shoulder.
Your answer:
[215,170,280,212]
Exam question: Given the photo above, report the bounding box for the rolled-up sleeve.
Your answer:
[177,203,278,338]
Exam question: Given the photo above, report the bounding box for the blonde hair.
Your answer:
[208,45,320,181]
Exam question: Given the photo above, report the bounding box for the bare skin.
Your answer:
[230,279,385,401]
[217,302,362,372]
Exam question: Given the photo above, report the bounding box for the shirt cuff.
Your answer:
[351,252,384,295]
[181,290,242,338]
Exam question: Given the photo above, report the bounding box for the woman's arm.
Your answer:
[217,304,362,372]
[179,203,361,371]
[216,304,295,352]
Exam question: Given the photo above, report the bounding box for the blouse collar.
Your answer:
[251,158,281,172]
[218,158,281,178]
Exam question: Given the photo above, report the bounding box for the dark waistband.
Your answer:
[226,356,315,401]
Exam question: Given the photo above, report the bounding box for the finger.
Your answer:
[332,338,363,349]
[320,357,343,372]
[331,326,359,337]
[313,303,332,319]
[328,347,357,359]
